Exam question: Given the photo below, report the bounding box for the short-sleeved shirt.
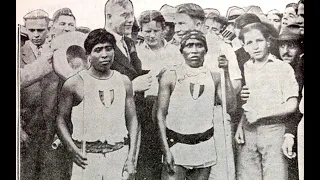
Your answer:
[242,54,299,118]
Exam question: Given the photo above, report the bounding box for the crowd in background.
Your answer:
[18,0,304,179]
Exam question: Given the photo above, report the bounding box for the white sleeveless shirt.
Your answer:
[71,70,128,144]
[166,64,215,134]
[165,64,217,166]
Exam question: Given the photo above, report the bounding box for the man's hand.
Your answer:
[122,159,136,180]
[163,150,175,175]
[235,124,245,144]
[132,73,152,92]
[240,85,250,101]
[70,147,88,169]
[218,55,229,71]
[282,135,296,159]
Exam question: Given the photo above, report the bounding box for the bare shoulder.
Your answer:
[62,73,83,94]
[120,73,132,92]
[160,68,176,85]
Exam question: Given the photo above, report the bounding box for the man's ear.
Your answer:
[267,37,271,48]
[195,21,203,30]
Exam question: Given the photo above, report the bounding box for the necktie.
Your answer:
[36,45,42,57]
[121,36,131,62]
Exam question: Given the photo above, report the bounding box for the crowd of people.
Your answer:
[18,0,304,180]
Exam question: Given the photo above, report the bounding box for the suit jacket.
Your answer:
[111,36,142,81]
[20,42,46,135]
[110,36,146,119]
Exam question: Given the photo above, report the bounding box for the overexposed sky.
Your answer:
[16,0,298,29]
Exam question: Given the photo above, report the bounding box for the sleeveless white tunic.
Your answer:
[165,64,217,167]
[71,70,128,144]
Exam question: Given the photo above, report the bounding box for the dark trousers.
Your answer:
[136,96,162,180]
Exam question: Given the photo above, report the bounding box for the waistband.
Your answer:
[73,138,129,155]
[166,127,214,148]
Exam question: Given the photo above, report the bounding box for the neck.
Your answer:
[88,67,113,80]
[254,53,269,64]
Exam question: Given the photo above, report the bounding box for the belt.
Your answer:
[166,127,214,148]
[73,138,129,155]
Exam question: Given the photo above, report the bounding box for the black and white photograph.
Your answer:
[16,0,304,179]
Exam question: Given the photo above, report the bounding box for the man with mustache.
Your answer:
[276,24,304,180]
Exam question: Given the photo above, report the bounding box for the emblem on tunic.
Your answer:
[99,89,114,108]
[190,83,205,100]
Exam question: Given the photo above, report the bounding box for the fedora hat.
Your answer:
[226,6,245,23]
[159,4,176,22]
[274,24,303,41]
[204,8,220,17]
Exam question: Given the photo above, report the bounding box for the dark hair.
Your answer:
[176,3,205,22]
[138,10,165,30]
[298,0,304,5]
[285,3,298,10]
[239,22,271,43]
[84,28,116,55]
[297,0,304,13]
[205,13,228,27]
[234,13,261,29]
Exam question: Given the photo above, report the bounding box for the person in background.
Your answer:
[19,9,52,180]
[267,9,283,33]
[51,7,76,36]
[135,9,168,180]
[159,4,177,44]
[281,3,298,27]
[39,7,80,180]
[276,24,304,180]
[295,0,304,36]
[202,13,228,37]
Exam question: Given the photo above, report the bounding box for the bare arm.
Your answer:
[156,70,175,173]
[121,75,140,179]
[122,75,140,162]
[56,75,87,168]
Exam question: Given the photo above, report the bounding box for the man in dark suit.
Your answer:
[104,0,153,179]
[19,9,53,180]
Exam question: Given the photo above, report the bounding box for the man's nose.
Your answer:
[33,31,40,37]
[149,31,156,38]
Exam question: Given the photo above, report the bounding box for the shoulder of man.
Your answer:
[20,42,36,66]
